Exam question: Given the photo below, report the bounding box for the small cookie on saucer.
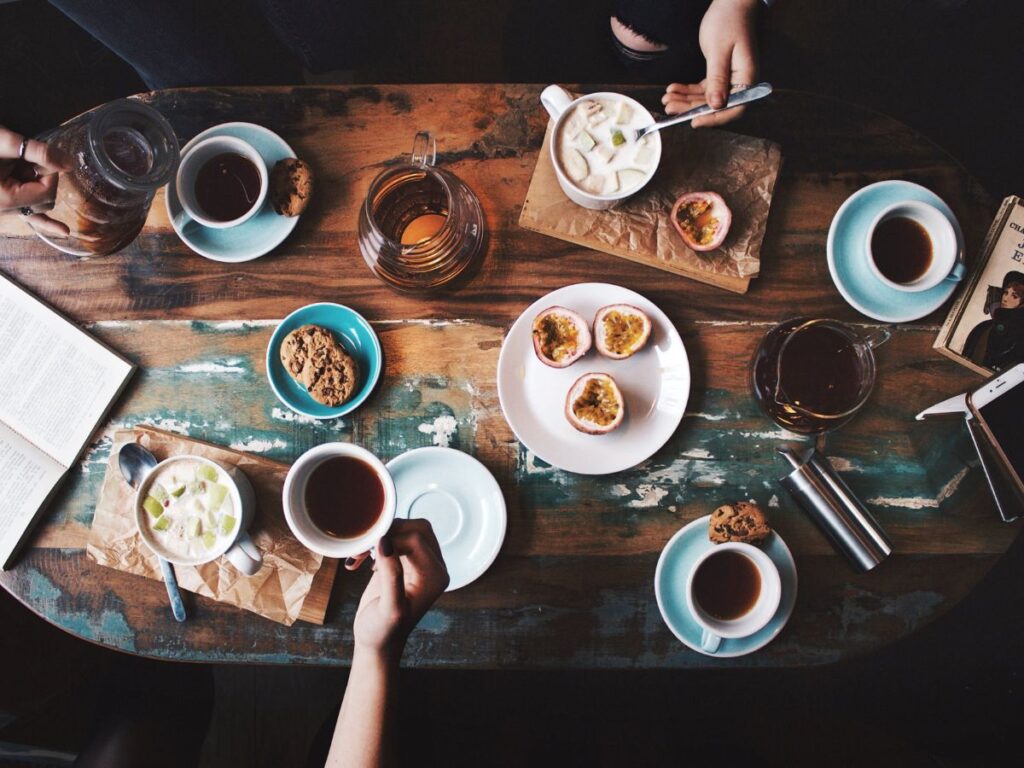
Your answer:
[709,501,771,544]
[280,324,359,406]
[269,158,314,217]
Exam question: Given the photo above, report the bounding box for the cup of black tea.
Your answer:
[176,135,268,229]
[866,200,963,292]
[283,443,397,558]
[685,542,781,654]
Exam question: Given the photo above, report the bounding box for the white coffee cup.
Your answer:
[134,455,263,575]
[539,84,661,210]
[685,542,781,654]
[175,135,268,229]
[283,443,397,559]
[866,200,963,292]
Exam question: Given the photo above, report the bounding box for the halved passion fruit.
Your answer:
[565,372,625,434]
[594,304,652,360]
[532,306,592,368]
[671,191,732,252]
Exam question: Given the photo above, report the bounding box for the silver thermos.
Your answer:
[778,446,893,572]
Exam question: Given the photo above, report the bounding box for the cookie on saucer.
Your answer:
[280,324,359,406]
[269,158,314,217]
[709,501,771,544]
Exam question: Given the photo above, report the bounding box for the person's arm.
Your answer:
[0,126,72,235]
[661,0,761,128]
[326,520,449,768]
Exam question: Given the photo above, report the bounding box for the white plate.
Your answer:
[386,447,506,591]
[496,282,690,475]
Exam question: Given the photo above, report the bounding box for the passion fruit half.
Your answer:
[564,372,625,434]
[671,191,732,252]
[594,304,652,360]
[532,307,592,368]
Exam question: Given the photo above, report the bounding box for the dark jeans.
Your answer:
[48,0,378,89]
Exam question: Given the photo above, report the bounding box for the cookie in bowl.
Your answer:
[280,324,360,407]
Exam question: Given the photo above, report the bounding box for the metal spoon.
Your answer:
[635,82,774,142]
[118,443,187,622]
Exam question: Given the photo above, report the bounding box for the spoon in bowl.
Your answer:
[634,82,773,142]
[118,443,187,622]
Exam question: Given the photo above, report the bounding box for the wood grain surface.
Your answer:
[0,85,1016,668]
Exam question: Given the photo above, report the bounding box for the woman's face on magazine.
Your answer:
[1001,287,1022,309]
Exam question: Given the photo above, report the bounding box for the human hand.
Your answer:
[0,126,73,236]
[350,519,449,660]
[661,0,759,128]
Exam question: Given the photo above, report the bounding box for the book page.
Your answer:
[0,275,133,467]
[0,421,67,569]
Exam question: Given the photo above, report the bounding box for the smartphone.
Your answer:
[968,363,1024,497]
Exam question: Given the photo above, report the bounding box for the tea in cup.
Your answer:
[176,135,268,228]
[685,542,781,653]
[283,443,397,558]
[866,200,963,292]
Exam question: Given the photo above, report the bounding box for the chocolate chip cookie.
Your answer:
[280,324,359,407]
[269,158,314,217]
[709,501,771,544]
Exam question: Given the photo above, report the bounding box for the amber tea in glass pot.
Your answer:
[358,132,486,293]
[751,318,890,434]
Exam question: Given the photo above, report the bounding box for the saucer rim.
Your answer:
[386,446,507,592]
[826,179,964,323]
[165,121,299,263]
[265,302,383,420]
[654,514,798,658]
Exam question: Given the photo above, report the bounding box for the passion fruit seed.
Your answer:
[538,315,580,363]
[602,311,646,355]
[676,199,720,247]
[572,378,620,426]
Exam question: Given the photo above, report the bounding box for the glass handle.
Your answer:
[411,131,436,167]
[862,327,891,349]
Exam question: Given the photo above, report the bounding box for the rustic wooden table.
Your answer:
[0,85,1017,668]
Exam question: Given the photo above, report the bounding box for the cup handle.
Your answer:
[225,532,263,576]
[701,628,722,654]
[411,131,436,168]
[862,327,891,349]
[947,261,966,282]
[540,85,573,122]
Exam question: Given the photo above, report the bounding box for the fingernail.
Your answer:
[344,557,357,568]
[378,536,393,557]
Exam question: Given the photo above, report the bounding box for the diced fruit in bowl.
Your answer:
[196,464,219,482]
[532,307,592,368]
[671,192,732,252]
[594,304,652,360]
[143,496,164,518]
[565,372,625,434]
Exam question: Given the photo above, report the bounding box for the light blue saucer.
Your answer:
[165,122,300,262]
[266,303,382,419]
[387,447,506,591]
[827,180,965,322]
[655,515,797,658]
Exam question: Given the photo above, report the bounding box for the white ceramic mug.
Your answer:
[866,200,963,292]
[539,84,661,210]
[134,455,263,575]
[283,443,397,559]
[685,542,781,654]
[175,135,268,229]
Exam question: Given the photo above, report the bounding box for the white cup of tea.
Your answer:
[134,455,263,575]
[865,200,963,292]
[283,443,397,559]
[685,542,781,654]
[175,135,268,229]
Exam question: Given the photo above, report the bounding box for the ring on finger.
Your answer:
[17,138,28,160]
[19,206,34,217]
[730,83,752,91]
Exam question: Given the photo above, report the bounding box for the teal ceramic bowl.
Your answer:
[266,303,382,419]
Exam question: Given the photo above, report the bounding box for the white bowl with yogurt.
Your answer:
[134,455,263,575]
[540,84,662,210]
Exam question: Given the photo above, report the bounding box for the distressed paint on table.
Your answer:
[0,85,1018,668]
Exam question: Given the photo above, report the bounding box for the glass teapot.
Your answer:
[357,132,486,293]
[32,99,179,257]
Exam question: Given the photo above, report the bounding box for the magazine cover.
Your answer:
[935,196,1024,376]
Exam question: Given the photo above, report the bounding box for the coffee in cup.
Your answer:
[866,200,963,292]
[685,542,781,653]
[176,135,268,229]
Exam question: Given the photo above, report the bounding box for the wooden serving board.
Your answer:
[519,119,783,294]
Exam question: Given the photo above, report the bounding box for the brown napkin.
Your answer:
[520,117,782,293]
[86,426,337,626]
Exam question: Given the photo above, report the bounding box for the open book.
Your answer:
[0,273,134,569]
